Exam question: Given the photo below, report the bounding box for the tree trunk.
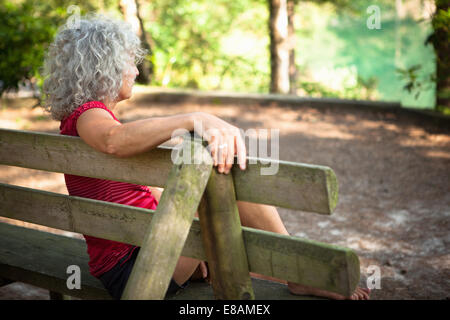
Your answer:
[430,1,450,109]
[119,0,153,84]
[269,0,290,94]
[287,0,297,95]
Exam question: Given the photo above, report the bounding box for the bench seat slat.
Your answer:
[0,223,322,300]
[0,223,110,299]
[0,128,337,213]
[0,183,358,297]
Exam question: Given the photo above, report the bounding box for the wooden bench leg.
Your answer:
[121,139,212,300]
[198,170,254,300]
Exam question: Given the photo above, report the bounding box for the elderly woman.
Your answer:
[42,15,369,300]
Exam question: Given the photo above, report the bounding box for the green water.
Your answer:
[297,7,436,109]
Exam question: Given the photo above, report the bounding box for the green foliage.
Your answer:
[396,64,436,100]
[397,1,449,112]
[298,1,436,107]
[428,2,450,34]
[0,0,438,108]
[0,0,114,96]
[0,0,58,94]
[145,0,269,93]
[426,2,449,111]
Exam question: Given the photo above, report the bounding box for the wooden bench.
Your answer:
[0,128,360,300]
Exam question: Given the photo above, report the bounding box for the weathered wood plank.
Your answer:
[121,139,213,299]
[0,222,322,300]
[0,223,111,300]
[242,228,360,297]
[167,278,325,300]
[0,128,338,213]
[0,128,173,188]
[198,171,254,300]
[0,183,358,296]
[232,157,338,214]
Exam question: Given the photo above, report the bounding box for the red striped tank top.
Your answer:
[60,101,158,277]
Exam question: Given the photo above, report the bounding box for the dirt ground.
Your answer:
[0,90,449,300]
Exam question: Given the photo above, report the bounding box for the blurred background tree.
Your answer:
[0,0,61,96]
[268,0,291,94]
[396,0,449,113]
[0,0,443,112]
[144,0,269,92]
[119,0,153,84]
[426,0,449,112]
[0,0,117,99]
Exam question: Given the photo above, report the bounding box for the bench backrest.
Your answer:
[0,128,338,213]
[0,128,359,299]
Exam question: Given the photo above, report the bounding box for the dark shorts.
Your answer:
[99,247,188,300]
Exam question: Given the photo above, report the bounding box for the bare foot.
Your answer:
[288,282,371,300]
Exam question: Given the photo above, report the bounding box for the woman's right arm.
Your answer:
[76,108,246,174]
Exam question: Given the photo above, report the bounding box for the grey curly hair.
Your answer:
[42,14,147,121]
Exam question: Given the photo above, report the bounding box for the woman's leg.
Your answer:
[236,200,370,300]
[237,201,289,235]
[149,187,368,299]
[171,256,203,285]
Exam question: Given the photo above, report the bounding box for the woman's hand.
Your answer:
[193,112,246,174]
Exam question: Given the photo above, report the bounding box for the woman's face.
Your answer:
[117,57,139,102]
